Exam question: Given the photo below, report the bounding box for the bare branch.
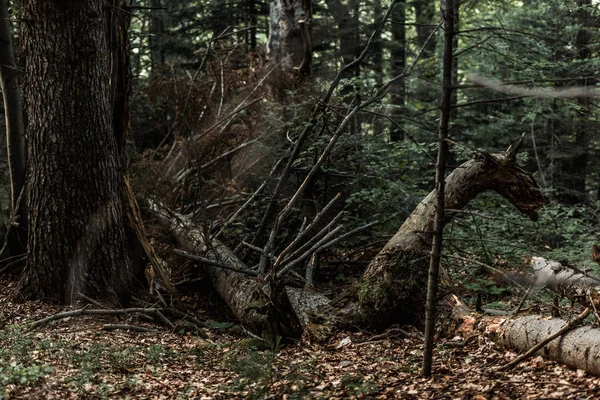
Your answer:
[173,248,259,277]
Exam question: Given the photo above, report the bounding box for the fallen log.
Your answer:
[149,200,329,339]
[447,295,600,376]
[356,147,548,328]
[530,256,600,298]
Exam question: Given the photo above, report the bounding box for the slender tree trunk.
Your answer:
[413,0,438,104]
[555,1,591,204]
[20,0,134,304]
[389,0,406,141]
[371,0,384,136]
[422,0,455,378]
[148,0,165,75]
[0,0,27,257]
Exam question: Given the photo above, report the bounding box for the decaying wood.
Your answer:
[356,150,548,328]
[149,200,330,338]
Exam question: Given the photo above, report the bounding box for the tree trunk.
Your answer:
[20,0,135,304]
[149,201,320,339]
[148,0,165,75]
[0,0,27,257]
[448,295,600,377]
[492,314,600,376]
[422,0,455,376]
[267,0,312,77]
[529,257,600,301]
[413,0,438,104]
[356,151,547,329]
[389,0,406,141]
[555,0,592,204]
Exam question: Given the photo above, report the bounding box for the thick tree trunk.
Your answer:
[356,151,547,328]
[0,0,27,257]
[493,314,600,376]
[267,0,312,77]
[20,0,134,304]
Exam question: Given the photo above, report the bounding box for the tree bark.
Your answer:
[0,0,27,257]
[267,0,312,77]
[356,151,547,329]
[448,295,600,376]
[149,201,317,339]
[20,0,135,304]
[389,0,406,141]
[148,0,165,75]
[528,257,600,302]
[422,0,455,377]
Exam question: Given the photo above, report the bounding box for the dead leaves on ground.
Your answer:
[2,280,600,399]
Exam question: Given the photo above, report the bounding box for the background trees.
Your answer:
[0,0,599,329]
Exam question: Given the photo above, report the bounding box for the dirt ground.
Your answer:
[1,278,600,399]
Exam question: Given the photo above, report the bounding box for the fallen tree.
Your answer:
[149,201,331,339]
[448,295,600,376]
[149,143,547,338]
[354,146,548,328]
[530,256,600,296]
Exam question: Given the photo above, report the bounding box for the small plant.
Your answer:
[341,374,378,397]
[0,361,51,398]
[146,344,176,367]
[69,343,104,392]
[107,346,136,372]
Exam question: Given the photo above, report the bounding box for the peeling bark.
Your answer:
[357,152,547,328]
[267,0,312,77]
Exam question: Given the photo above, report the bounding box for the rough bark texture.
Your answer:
[20,0,134,304]
[149,202,309,339]
[0,0,27,257]
[492,315,600,376]
[267,0,311,76]
[357,152,547,328]
[447,295,600,376]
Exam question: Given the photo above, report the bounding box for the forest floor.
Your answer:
[1,279,600,399]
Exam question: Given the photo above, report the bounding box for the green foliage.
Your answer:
[447,193,600,305]
[0,325,51,398]
[224,337,319,399]
[341,374,378,397]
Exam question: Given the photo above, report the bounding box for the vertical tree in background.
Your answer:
[268,0,312,76]
[0,0,26,257]
[413,0,438,104]
[20,0,135,304]
[555,0,593,204]
[148,0,165,75]
[389,0,406,141]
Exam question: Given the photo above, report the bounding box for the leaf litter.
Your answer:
[1,279,600,399]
